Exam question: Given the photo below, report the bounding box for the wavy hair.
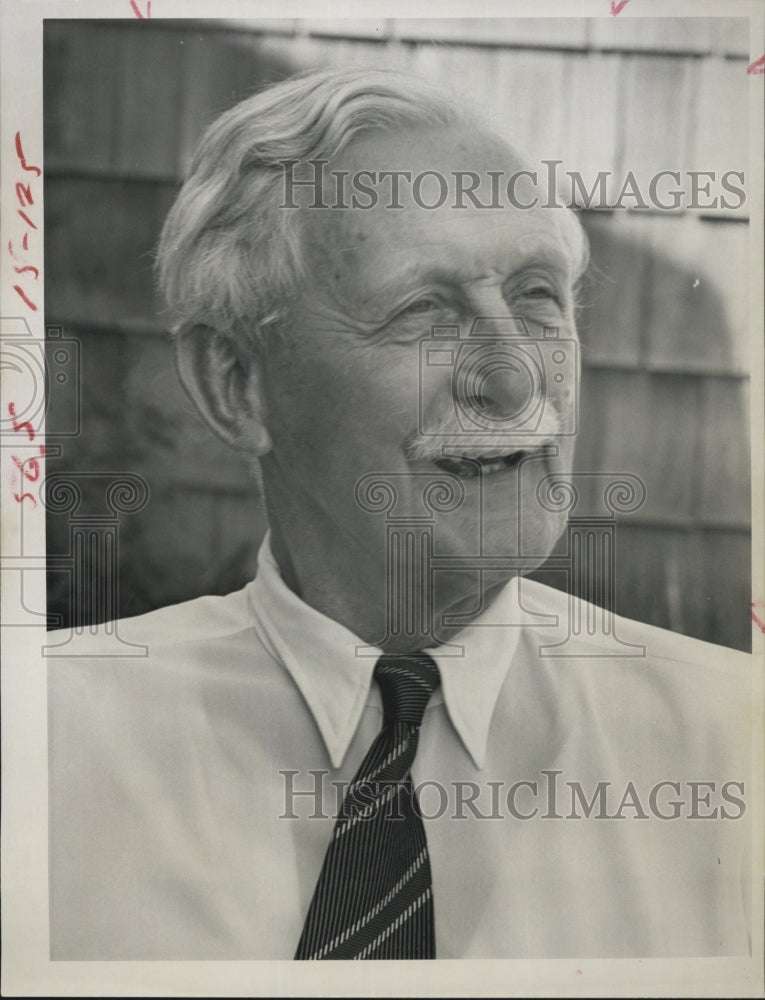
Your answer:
[155,68,467,347]
[155,67,588,348]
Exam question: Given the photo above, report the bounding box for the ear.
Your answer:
[174,325,272,456]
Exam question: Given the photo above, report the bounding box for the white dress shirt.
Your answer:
[48,534,752,959]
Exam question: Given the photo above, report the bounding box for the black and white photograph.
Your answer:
[1,2,763,996]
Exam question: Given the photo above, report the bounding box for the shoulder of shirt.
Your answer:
[516,575,754,676]
[47,581,260,659]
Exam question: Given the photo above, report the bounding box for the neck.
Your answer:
[267,512,404,648]
[266,510,511,654]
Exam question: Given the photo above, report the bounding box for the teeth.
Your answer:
[502,450,528,469]
[434,451,529,478]
[433,457,476,477]
[479,458,509,474]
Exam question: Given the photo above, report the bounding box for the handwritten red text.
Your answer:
[8,133,41,312]
[129,0,152,17]
[749,602,765,635]
[7,402,45,507]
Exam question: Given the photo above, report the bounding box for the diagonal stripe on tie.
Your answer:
[295,652,440,960]
[351,735,410,790]
[354,886,433,960]
[309,847,429,960]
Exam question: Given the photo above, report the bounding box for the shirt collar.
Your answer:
[249,532,522,770]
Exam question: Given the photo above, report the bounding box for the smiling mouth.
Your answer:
[433,449,533,478]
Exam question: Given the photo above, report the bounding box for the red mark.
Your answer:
[12,455,40,482]
[129,0,152,17]
[749,603,765,634]
[9,132,39,312]
[14,132,41,177]
[8,402,36,441]
[7,240,38,273]
[6,407,44,505]
[14,264,40,279]
[746,55,765,75]
[576,969,583,975]
[16,182,34,207]
[611,0,631,13]
[12,284,37,311]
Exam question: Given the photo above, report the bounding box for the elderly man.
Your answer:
[48,68,751,960]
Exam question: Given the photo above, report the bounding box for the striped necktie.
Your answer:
[295,652,441,960]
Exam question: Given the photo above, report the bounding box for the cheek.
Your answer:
[265,322,425,445]
[266,358,411,466]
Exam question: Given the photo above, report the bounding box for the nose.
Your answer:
[455,342,540,427]
[471,355,537,421]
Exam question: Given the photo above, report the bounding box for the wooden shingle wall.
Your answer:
[44,18,753,649]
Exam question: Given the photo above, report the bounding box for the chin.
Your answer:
[481,507,568,572]
[517,510,568,574]
[480,452,570,565]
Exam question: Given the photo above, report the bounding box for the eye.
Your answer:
[378,293,456,342]
[514,282,565,312]
[401,296,441,315]
[504,271,566,311]
[522,284,557,301]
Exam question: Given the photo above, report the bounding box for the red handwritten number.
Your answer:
[12,285,37,311]
[7,404,43,504]
[611,0,631,13]
[14,132,41,177]
[7,405,43,504]
[746,55,765,75]
[7,402,35,441]
[16,182,34,207]
[14,264,40,279]
[17,209,37,230]
[750,604,765,635]
[9,133,39,311]
[12,455,40,482]
[130,0,152,17]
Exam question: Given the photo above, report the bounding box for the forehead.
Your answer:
[299,124,574,298]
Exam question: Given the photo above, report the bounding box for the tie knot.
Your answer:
[374,653,441,727]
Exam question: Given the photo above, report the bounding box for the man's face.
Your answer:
[258,123,581,628]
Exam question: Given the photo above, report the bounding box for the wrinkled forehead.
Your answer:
[297,123,583,292]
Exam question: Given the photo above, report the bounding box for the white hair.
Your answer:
[155,67,588,348]
[155,68,465,348]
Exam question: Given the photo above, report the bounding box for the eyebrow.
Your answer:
[366,248,573,303]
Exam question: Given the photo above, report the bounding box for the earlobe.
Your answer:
[174,325,272,456]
